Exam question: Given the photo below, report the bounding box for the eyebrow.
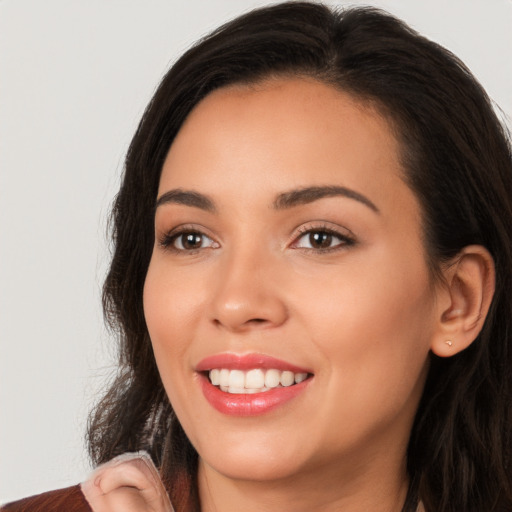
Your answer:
[155,185,379,214]
[273,186,379,213]
[155,189,216,212]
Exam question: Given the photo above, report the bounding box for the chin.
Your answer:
[195,429,310,482]
[203,452,305,483]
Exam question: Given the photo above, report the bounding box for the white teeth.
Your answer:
[224,386,246,394]
[246,369,265,388]
[220,385,271,394]
[228,369,245,388]
[280,371,295,387]
[210,368,220,386]
[295,372,307,384]
[208,368,309,394]
[245,387,269,394]
[264,369,281,388]
[219,369,230,387]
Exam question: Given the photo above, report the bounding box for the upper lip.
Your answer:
[195,353,311,374]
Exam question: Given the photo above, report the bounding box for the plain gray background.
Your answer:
[1,0,511,504]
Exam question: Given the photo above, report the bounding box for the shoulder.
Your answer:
[1,485,91,512]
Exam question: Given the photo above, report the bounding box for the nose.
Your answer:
[210,247,288,332]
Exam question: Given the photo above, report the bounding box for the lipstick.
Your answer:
[196,353,310,373]
[196,353,312,416]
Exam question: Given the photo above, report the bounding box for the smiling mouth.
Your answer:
[207,368,310,394]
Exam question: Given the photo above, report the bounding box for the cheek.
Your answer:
[144,256,205,341]
[143,259,199,381]
[297,251,435,414]
[297,248,434,340]
[143,262,198,424]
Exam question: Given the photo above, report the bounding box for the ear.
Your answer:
[430,245,495,357]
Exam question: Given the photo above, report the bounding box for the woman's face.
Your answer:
[144,78,439,483]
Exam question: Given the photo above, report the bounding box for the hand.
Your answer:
[81,451,174,512]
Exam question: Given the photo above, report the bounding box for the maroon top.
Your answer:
[1,485,91,512]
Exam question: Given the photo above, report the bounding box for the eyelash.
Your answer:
[158,224,356,254]
[291,224,356,253]
[158,225,218,254]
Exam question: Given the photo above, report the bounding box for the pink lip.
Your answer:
[196,353,310,373]
[199,374,311,416]
[196,353,312,416]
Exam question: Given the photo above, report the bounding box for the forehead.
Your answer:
[159,77,409,213]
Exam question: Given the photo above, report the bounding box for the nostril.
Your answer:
[211,294,288,330]
[213,317,268,330]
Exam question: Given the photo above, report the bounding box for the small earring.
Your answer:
[445,340,453,347]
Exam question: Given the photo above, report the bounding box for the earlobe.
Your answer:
[430,245,495,358]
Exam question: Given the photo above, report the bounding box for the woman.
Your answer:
[4,2,511,511]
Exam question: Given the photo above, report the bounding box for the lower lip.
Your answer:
[199,374,311,416]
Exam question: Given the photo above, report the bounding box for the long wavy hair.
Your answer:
[87,3,512,511]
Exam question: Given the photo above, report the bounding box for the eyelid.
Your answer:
[157,223,220,253]
[289,222,356,252]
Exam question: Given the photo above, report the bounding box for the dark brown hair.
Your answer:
[88,3,512,511]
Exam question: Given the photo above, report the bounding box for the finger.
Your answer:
[84,452,157,493]
[82,467,172,512]
[84,486,152,512]
[81,452,174,512]
[96,461,153,494]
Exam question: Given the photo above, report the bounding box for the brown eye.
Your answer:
[171,232,216,251]
[294,228,353,251]
[308,231,333,249]
[178,233,203,250]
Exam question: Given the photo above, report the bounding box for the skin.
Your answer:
[81,453,173,512]
[140,78,487,512]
